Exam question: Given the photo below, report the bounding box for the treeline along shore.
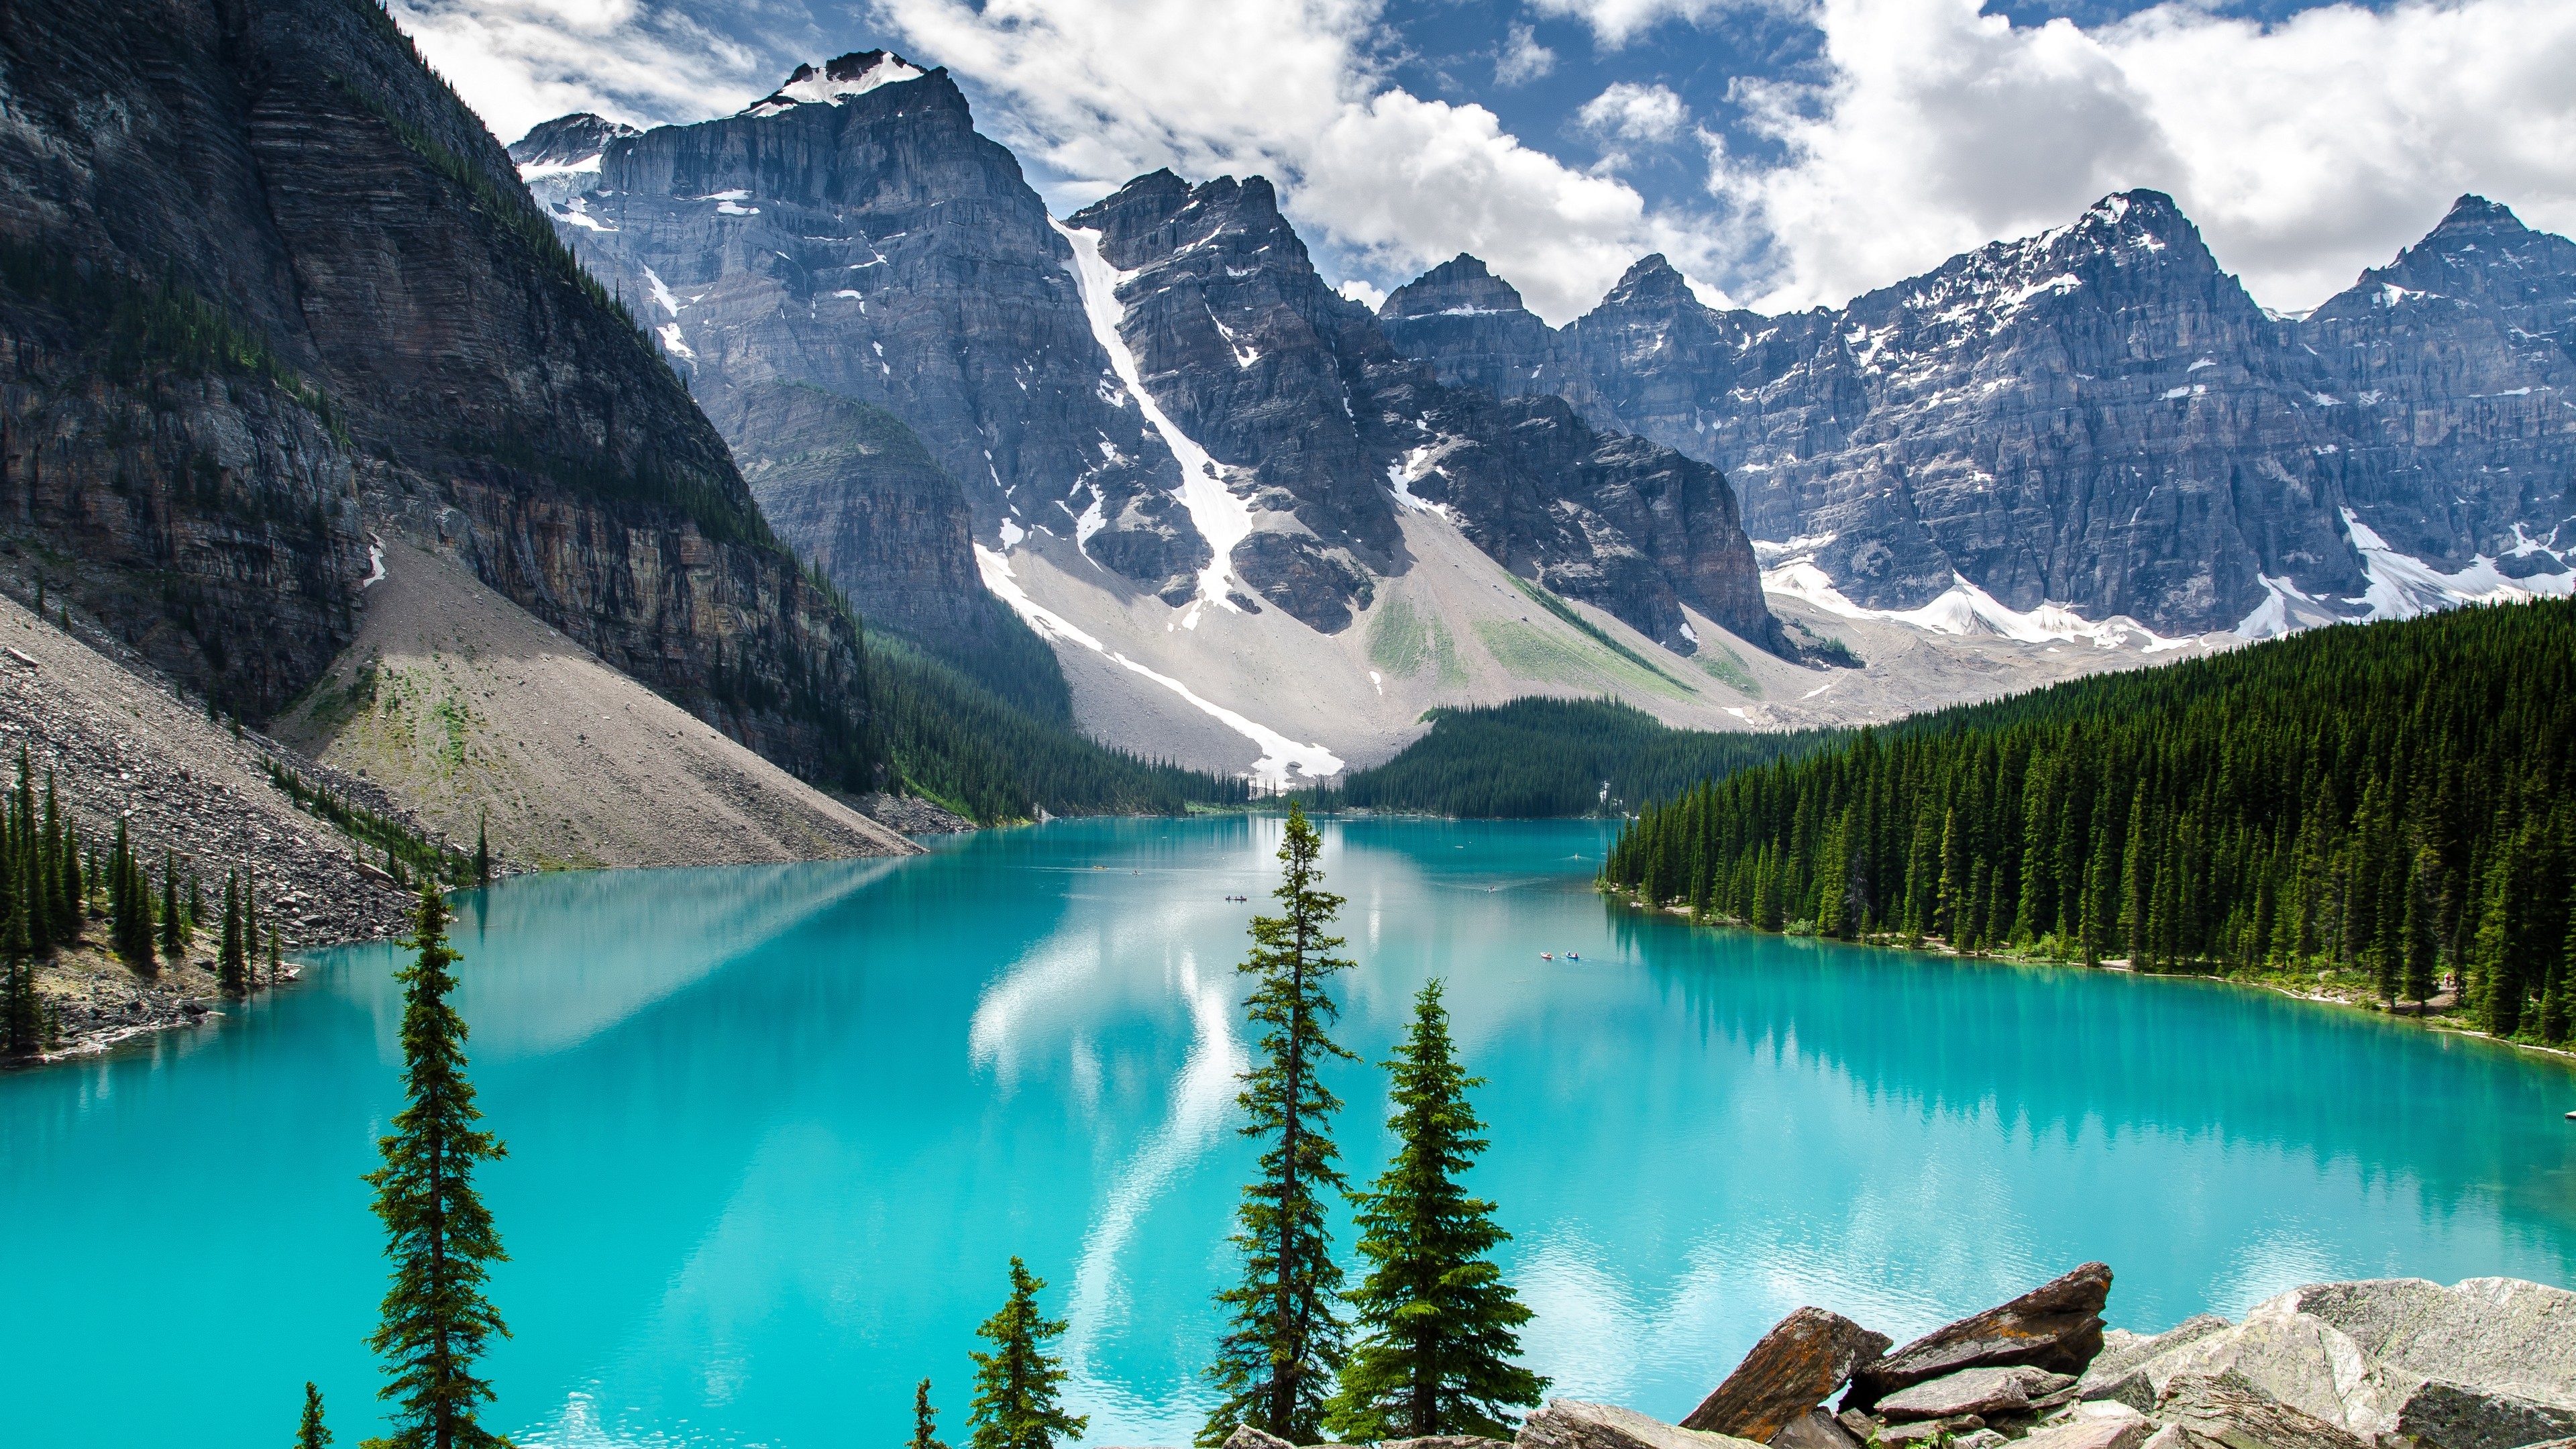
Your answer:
[1600,598,2576,1049]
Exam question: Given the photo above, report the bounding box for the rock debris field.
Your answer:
[1225,1266,2573,1449]
[0,588,425,1060]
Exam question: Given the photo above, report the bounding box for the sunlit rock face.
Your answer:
[1385,193,2576,638]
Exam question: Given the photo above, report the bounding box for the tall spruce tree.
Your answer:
[966,1258,1084,1449]
[220,870,247,998]
[1326,981,1546,1442]
[160,850,185,963]
[1201,804,1356,1446]
[911,1379,949,1449]
[299,1381,332,1449]
[364,883,511,1449]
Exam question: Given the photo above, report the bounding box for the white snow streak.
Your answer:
[1053,221,1251,622]
[2341,508,2576,621]
[975,546,1341,787]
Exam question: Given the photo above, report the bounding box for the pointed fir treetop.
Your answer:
[967,1258,1085,1449]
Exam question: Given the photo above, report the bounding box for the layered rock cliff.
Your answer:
[0,0,881,784]
[1384,193,2576,638]
[524,58,1782,655]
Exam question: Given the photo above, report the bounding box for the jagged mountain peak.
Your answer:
[1381,254,1529,321]
[1603,253,1695,309]
[1069,168,1309,274]
[507,113,639,173]
[741,50,930,117]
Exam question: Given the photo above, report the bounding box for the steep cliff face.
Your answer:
[0,0,881,782]
[1386,192,2576,637]
[528,62,1782,655]
[533,56,1203,609]
[1061,170,1780,649]
[2305,197,2576,582]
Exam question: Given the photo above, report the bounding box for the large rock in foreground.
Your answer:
[2153,1370,2369,1449]
[1847,1265,2113,1411]
[1683,1307,1893,1441]
[1518,1400,1765,1449]
[1880,1367,2076,1422]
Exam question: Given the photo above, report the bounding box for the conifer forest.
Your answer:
[1601,600,2576,1044]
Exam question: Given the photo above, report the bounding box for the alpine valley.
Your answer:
[516,49,2575,785]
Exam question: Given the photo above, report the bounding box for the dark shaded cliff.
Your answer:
[1066,170,1782,651]
[0,0,882,784]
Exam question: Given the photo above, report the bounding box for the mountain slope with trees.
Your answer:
[1603,602,2576,1044]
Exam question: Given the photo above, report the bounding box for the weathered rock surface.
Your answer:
[1518,1400,1767,1449]
[1768,1408,1863,1449]
[1880,1368,2078,1423]
[1385,193,2576,638]
[2396,1380,2576,1449]
[1224,1426,1298,1449]
[2282,1277,2576,1411]
[1847,1264,2114,1410]
[1684,1307,1894,1440]
[2153,1371,2369,1449]
[1,0,883,788]
[2012,1415,2151,1449]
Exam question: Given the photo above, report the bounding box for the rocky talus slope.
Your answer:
[1224,1266,2575,1449]
[1383,194,2575,639]
[0,585,427,1061]
[1,0,881,788]
[269,540,917,869]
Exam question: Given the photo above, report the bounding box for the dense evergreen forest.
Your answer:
[1601,600,2576,1045]
[866,635,1250,822]
[1319,697,1837,818]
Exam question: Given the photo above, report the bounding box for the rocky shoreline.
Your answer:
[1221,1266,2573,1449]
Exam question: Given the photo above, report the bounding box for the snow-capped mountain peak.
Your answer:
[741,51,927,117]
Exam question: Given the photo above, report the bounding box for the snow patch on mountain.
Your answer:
[1053,218,1252,627]
[974,545,1341,787]
[741,52,926,117]
[1760,538,2192,651]
[2341,508,2575,620]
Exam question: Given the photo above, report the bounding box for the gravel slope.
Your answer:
[271,539,918,870]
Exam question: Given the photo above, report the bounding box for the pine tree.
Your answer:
[299,1381,332,1449]
[1201,804,1356,1446]
[912,1379,949,1449]
[966,1258,1084,1449]
[364,883,511,1449]
[474,816,490,888]
[2401,846,2438,1012]
[1326,980,1546,1442]
[219,870,248,999]
[269,926,284,987]
[3,896,38,1057]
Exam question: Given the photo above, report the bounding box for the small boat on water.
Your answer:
[1540,952,1554,961]
[1567,953,1580,961]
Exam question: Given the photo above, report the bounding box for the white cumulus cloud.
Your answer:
[1527,0,1749,48]
[1495,21,1558,85]
[1718,0,2576,312]
[1578,81,1690,143]
[392,0,771,141]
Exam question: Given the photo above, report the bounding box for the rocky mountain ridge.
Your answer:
[0,0,884,790]
[1383,193,2576,641]
[517,55,1782,652]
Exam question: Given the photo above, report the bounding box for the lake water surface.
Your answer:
[5,817,2573,1448]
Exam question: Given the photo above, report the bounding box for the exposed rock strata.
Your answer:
[1383,195,2576,637]
[1684,1306,1892,1440]
[0,0,880,787]
[1847,1263,2114,1410]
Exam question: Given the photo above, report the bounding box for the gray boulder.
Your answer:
[1224,1428,1297,1449]
[1684,1307,1894,1441]
[2284,1278,2576,1411]
[1847,1265,2113,1411]
[2396,1380,2576,1449]
[2155,1369,2370,1449]
[2013,1417,2152,1449]
[1517,1401,1766,1449]
[2080,1317,2235,1403]
[1377,1438,1512,1449]
[1879,1366,2077,1422]
[1767,1409,1862,1449]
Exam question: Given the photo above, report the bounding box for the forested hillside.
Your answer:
[1321,698,1837,817]
[1601,602,2576,1045]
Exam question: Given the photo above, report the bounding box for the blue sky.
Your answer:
[400,0,2576,321]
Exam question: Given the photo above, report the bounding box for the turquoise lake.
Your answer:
[5,816,2573,1448]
